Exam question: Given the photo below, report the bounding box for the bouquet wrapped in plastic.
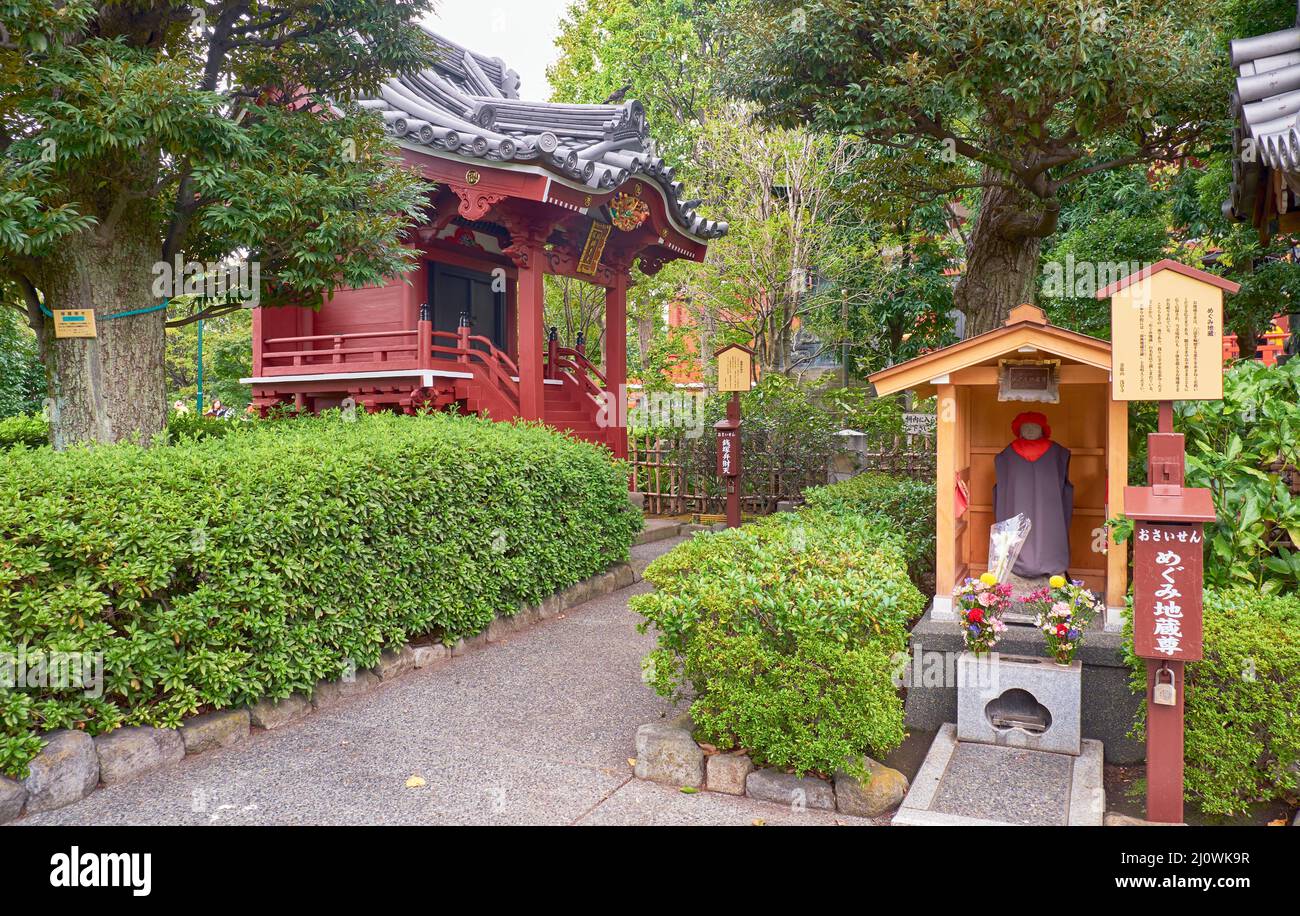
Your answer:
[987,513,1032,583]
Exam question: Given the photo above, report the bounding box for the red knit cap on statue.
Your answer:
[1011,411,1052,462]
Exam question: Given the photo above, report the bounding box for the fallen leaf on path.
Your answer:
[752,818,765,826]
[405,775,426,789]
[627,758,637,768]
[680,786,698,794]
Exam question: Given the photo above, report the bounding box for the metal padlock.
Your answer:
[1153,667,1177,706]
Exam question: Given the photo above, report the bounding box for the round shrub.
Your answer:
[802,471,936,595]
[1124,588,1300,816]
[632,510,923,778]
[0,411,639,777]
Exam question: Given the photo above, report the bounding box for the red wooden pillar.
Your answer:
[251,307,264,376]
[605,273,628,459]
[515,236,546,422]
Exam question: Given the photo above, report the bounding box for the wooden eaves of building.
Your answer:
[242,28,726,458]
[1228,4,1300,238]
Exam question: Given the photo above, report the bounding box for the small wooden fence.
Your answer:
[630,430,934,516]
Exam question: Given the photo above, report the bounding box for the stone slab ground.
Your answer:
[892,723,1104,826]
[13,534,875,828]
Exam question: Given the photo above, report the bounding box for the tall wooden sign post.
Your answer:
[715,344,754,529]
[1098,259,1239,823]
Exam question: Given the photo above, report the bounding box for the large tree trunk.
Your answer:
[34,226,167,448]
[953,181,1045,338]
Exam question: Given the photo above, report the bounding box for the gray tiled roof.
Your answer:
[356,27,726,240]
[1226,8,1300,223]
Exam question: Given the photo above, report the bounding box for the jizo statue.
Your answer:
[993,411,1074,579]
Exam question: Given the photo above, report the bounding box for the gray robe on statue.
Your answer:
[993,441,1074,577]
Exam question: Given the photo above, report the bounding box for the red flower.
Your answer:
[1055,623,1069,637]
[968,608,985,624]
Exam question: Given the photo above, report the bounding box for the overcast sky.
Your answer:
[425,0,575,101]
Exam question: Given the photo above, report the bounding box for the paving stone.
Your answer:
[611,564,635,590]
[633,723,704,788]
[311,671,380,710]
[374,646,416,681]
[95,726,184,785]
[0,775,27,823]
[744,769,835,810]
[248,693,311,729]
[834,757,909,817]
[931,740,1072,826]
[705,753,752,795]
[486,615,518,643]
[412,644,449,669]
[22,730,99,814]
[561,580,592,610]
[180,709,250,755]
[1104,812,1185,827]
[450,633,488,657]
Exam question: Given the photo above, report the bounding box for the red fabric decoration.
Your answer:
[1011,411,1053,462]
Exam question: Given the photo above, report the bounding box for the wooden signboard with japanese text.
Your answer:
[1132,521,1205,662]
[716,344,754,392]
[52,309,97,339]
[1109,266,1226,402]
[716,427,740,477]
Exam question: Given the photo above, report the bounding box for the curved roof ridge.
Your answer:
[361,27,725,241]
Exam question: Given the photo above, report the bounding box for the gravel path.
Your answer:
[18,535,870,826]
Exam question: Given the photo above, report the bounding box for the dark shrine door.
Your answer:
[428,262,506,352]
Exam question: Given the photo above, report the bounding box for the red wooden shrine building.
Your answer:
[243,29,725,458]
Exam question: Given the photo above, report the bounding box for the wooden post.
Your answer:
[1105,397,1129,620]
[516,238,546,421]
[935,382,957,608]
[605,273,628,459]
[716,392,742,528]
[418,302,432,371]
[1145,398,1184,824]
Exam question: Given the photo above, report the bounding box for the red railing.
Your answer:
[262,329,419,371]
[429,327,519,414]
[550,345,608,403]
[1223,324,1289,366]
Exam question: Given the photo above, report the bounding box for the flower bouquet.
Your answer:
[1025,575,1104,665]
[954,572,1012,655]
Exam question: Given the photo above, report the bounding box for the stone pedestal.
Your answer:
[902,604,1143,764]
[956,652,1082,756]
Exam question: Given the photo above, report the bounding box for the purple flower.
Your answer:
[1068,629,1080,640]
[968,624,980,635]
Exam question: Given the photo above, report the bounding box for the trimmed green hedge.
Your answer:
[1124,588,1300,816]
[802,472,936,594]
[0,412,640,777]
[0,414,49,450]
[632,510,923,778]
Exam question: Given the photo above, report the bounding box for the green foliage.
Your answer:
[803,472,936,594]
[818,388,908,440]
[633,510,923,777]
[0,412,48,449]
[0,306,43,418]
[0,412,639,777]
[1180,359,1300,594]
[1124,588,1300,816]
[165,308,252,411]
[644,374,838,511]
[0,410,252,449]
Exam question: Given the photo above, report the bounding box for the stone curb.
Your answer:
[2,559,638,825]
[629,716,909,819]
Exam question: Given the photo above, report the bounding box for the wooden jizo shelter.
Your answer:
[242,29,725,458]
[869,305,1128,630]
